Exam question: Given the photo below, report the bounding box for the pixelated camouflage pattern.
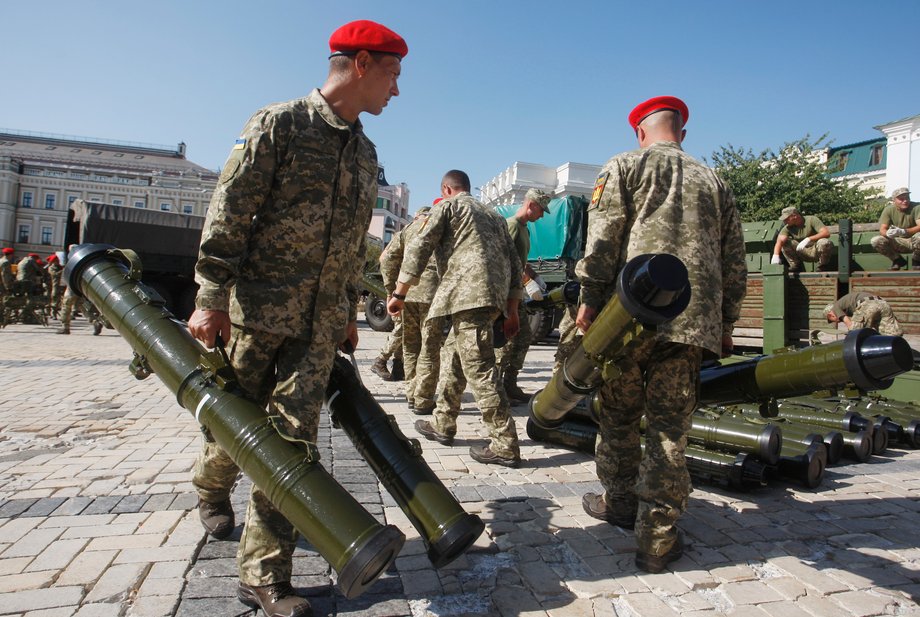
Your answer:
[0,256,13,295]
[380,213,440,303]
[398,192,523,319]
[495,301,531,374]
[552,305,580,375]
[401,300,433,401]
[779,237,834,267]
[46,262,64,313]
[575,141,747,357]
[379,314,404,361]
[16,256,42,286]
[429,307,519,457]
[870,235,920,261]
[851,298,904,336]
[411,314,446,409]
[594,336,702,556]
[192,325,333,585]
[194,89,377,341]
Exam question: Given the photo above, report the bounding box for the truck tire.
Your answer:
[529,307,556,344]
[364,294,394,332]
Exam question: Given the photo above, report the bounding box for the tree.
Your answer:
[707,135,883,224]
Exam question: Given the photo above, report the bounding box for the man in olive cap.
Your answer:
[187,19,406,617]
[496,187,550,402]
[870,187,920,270]
[770,206,834,272]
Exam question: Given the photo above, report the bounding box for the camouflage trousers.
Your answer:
[192,324,336,586]
[870,234,920,262]
[431,307,520,458]
[780,237,834,268]
[59,291,80,327]
[594,337,701,557]
[851,298,904,337]
[495,302,532,376]
[402,301,437,403]
[379,314,403,361]
[553,305,580,375]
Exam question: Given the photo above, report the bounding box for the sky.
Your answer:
[3,0,918,213]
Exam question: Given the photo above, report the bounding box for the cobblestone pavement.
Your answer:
[1,316,919,617]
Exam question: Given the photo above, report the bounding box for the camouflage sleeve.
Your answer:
[346,231,368,322]
[379,229,405,292]
[575,161,629,311]
[503,224,524,302]
[399,203,446,286]
[194,110,281,311]
[719,186,747,335]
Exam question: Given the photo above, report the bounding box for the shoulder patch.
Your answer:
[590,172,609,208]
[233,138,246,150]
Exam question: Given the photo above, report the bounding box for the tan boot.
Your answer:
[370,356,391,380]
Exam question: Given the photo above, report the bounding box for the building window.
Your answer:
[827,151,850,173]
[45,194,56,210]
[134,200,145,209]
[68,195,78,206]
[160,202,172,211]
[112,199,123,206]
[22,191,33,208]
[41,227,53,245]
[869,144,884,166]
[18,225,30,243]
[182,203,194,214]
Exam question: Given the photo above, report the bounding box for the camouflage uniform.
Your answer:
[191,89,378,587]
[829,292,903,337]
[869,202,920,263]
[577,141,746,557]
[398,192,524,457]
[16,256,45,324]
[495,217,532,386]
[47,261,64,317]
[778,215,834,269]
[379,315,404,362]
[380,210,441,405]
[0,254,13,325]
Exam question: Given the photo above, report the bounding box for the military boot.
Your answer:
[387,358,405,381]
[370,356,391,380]
[502,370,530,404]
[198,498,235,540]
[56,326,70,335]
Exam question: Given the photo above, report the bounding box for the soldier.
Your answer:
[387,170,524,467]
[370,313,404,381]
[16,253,46,324]
[495,188,550,403]
[870,187,920,270]
[185,20,406,617]
[575,96,746,573]
[46,254,64,319]
[379,202,442,412]
[0,248,14,325]
[770,207,834,272]
[824,292,903,337]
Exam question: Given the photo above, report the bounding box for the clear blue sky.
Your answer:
[3,0,917,212]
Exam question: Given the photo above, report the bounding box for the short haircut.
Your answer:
[641,109,684,132]
[442,169,471,192]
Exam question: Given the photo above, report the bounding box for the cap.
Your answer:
[1,248,13,255]
[329,20,408,59]
[524,188,551,213]
[891,187,910,199]
[779,206,800,222]
[628,96,689,131]
[28,252,40,258]
[432,197,443,205]
[823,303,835,316]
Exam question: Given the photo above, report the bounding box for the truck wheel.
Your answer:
[529,307,556,344]
[364,294,394,332]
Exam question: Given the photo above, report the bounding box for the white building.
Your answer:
[875,113,920,196]
[0,129,217,256]
[479,161,601,206]
[367,165,410,245]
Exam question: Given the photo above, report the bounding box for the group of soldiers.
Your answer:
[0,247,106,334]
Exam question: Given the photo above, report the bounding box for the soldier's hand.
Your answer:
[188,309,231,348]
[386,295,404,316]
[575,305,598,333]
[796,237,813,251]
[339,320,359,353]
[503,311,520,340]
[770,255,782,265]
[721,334,734,358]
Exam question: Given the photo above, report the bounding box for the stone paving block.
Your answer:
[21,498,68,517]
[0,586,85,614]
[720,579,785,605]
[615,591,681,616]
[22,608,77,617]
[138,494,176,513]
[60,523,139,540]
[0,518,42,543]
[86,532,167,552]
[0,570,56,593]
[0,499,38,518]
[57,550,118,586]
[829,589,911,616]
[72,605,123,617]
[84,562,148,604]
[80,496,123,516]
[114,546,196,565]
[49,497,94,517]
[168,493,197,512]
[26,538,88,573]
[1,527,63,558]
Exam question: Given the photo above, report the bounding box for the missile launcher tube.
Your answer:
[64,244,404,598]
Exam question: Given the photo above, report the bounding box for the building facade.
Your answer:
[875,113,920,196]
[367,165,410,245]
[0,129,217,257]
[479,161,601,207]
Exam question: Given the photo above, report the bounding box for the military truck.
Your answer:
[65,200,204,319]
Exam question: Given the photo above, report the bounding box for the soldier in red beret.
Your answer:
[576,96,746,573]
[0,248,15,318]
[187,19,407,617]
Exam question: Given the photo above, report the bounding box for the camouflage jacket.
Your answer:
[380,212,440,304]
[195,89,378,340]
[16,256,42,285]
[0,257,13,294]
[398,192,524,319]
[576,141,747,356]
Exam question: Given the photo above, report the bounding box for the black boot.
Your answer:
[502,371,530,404]
[387,358,405,381]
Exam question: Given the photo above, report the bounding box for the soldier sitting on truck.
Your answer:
[771,207,834,272]
[824,291,904,337]
[870,187,920,271]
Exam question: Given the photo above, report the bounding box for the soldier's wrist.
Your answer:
[390,292,406,301]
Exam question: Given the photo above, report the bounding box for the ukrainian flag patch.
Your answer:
[233,138,246,150]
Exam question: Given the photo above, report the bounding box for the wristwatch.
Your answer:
[390,292,406,301]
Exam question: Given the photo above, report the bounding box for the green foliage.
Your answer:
[707,135,882,224]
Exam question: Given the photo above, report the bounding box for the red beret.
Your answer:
[48,254,59,262]
[432,197,443,205]
[628,96,689,130]
[1,247,13,255]
[28,253,40,258]
[329,20,408,59]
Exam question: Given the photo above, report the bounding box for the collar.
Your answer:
[308,88,363,133]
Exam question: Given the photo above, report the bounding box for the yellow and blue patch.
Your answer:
[233,138,246,150]
[590,172,609,208]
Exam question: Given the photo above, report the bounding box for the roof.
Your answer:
[826,137,886,178]
[0,129,217,179]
